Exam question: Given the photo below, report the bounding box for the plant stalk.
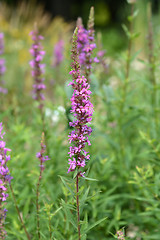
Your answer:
[48,212,52,240]
[122,3,134,108]
[147,2,158,133]
[118,3,135,174]
[76,174,81,240]
[36,168,43,240]
[10,184,31,240]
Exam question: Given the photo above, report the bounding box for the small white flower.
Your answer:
[51,112,59,123]
[57,106,66,113]
[45,106,65,124]
[45,108,52,117]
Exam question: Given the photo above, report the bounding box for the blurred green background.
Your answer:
[1,0,160,239]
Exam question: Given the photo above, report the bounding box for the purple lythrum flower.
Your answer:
[0,122,12,239]
[36,132,50,174]
[0,33,7,95]
[116,230,125,240]
[29,27,46,109]
[96,49,108,74]
[67,27,93,178]
[96,32,108,74]
[52,39,64,67]
[0,33,4,55]
[76,7,97,80]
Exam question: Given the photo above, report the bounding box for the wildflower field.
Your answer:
[1,1,160,239]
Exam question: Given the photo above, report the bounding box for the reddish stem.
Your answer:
[36,161,43,240]
[76,174,81,240]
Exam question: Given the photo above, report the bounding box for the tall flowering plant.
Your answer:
[68,28,93,178]
[0,33,7,94]
[29,27,46,109]
[67,27,93,239]
[0,123,12,239]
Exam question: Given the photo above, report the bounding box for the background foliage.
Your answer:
[0,1,160,239]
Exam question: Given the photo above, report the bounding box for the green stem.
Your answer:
[147,2,158,134]
[36,168,43,239]
[40,105,50,158]
[122,3,134,111]
[119,4,135,157]
[115,3,136,183]
[49,216,51,239]
[10,184,31,240]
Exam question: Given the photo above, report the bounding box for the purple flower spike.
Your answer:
[0,33,4,55]
[76,8,97,80]
[0,33,7,95]
[29,26,46,109]
[67,28,93,178]
[0,122,12,238]
[52,39,64,67]
[36,133,50,174]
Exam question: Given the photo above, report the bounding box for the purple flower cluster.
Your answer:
[52,39,64,67]
[0,123,12,238]
[36,135,50,174]
[116,230,125,240]
[97,50,108,74]
[67,28,93,177]
[0,33,7,94]
[0,33,4,55]
[77,23,98,77]
[29,29,46,108]
[97,50,106,58]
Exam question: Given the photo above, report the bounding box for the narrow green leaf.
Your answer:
[81,233,87,240]
[128,10,139,22]
[131,32,140,39]
[84,177,98,181]
[52,206,62,217]
[61,199,77,229]
[73,168,78,179]
[83,217,107,234]
[59,176,74,195]
[80,187,90,214]
[122,24,131,38]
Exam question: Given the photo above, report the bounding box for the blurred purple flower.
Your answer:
[29,28,46,108]
[0,33,7,95]
[117,230,125,240]
[97,49,108,74]
[77,24,97,77]
[0,122,12,238]
[0,33,4,55]
[36,133,50,174]
[76,9,97,79]
[52,39,64,67]
[97,50,106,58]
